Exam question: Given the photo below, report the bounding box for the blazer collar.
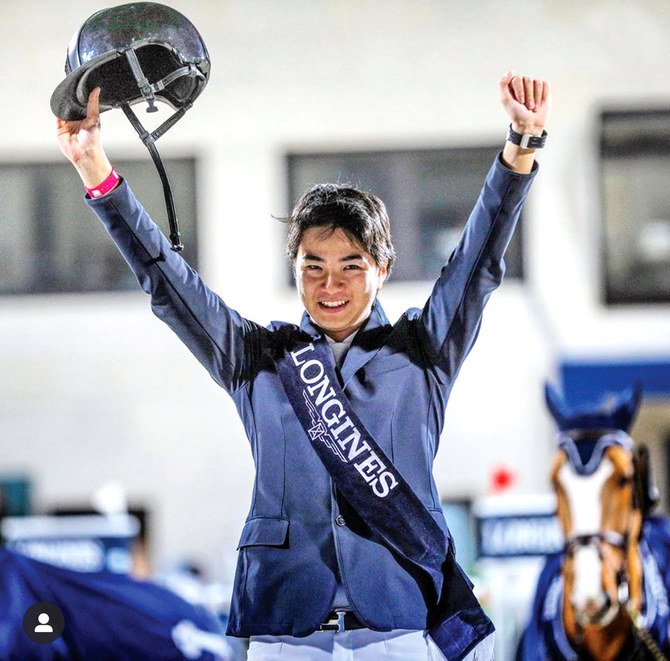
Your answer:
[299,299,391,386]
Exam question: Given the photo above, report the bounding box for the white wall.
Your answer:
[1,0,670,583]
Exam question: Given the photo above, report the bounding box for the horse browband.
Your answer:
[557,430,633,476]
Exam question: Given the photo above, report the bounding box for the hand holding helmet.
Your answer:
[52,2,211,250]
[56,87,113,189]
[50,2,210,122]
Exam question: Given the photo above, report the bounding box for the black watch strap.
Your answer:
[506,124,547,149]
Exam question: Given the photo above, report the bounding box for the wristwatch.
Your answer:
[506,124,547,149]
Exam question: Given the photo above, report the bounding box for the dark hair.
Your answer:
[284,183,396,275]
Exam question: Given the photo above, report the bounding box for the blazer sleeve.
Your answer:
[419,153,538,383]
[86,180,266,394]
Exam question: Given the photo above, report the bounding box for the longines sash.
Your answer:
[273,337,494,660]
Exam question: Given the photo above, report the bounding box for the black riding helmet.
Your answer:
[51,2,211,251]
[51,2,210,120]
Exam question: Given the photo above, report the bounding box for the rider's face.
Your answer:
[295,227,387,342]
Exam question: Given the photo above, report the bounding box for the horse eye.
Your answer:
[617,475,633,488]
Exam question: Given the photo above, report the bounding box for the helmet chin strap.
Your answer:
[121,48,206,252]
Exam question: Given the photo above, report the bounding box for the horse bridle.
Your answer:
[564,530,629,555]
[564,529,632,627]
[563,530,630,616]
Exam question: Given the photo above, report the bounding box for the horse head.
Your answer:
[545,383,659,659]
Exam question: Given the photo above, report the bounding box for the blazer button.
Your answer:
[335,515,346,527]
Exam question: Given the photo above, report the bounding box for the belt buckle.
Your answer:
[319,610,346,633]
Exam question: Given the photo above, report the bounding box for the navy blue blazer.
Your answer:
[86,154,537,640]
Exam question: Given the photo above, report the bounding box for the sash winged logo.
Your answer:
[303,391,347,462]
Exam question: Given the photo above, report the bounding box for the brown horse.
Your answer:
[516,384,669,661]
[552,430,649,660]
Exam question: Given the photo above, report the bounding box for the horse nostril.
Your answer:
[585,598,599,617]
[577,595,611,624]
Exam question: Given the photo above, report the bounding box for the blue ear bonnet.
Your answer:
[544,382,642,434]
[558,431,633,476]
[546,382,642,475]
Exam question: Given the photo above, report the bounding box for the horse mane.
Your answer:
[634,444,660,518]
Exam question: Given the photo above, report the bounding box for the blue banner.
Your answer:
[0,548,235,660]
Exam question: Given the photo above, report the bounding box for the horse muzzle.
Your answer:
[575,595,620,628]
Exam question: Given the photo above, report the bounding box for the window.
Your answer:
[0,158,198,295]
[287,146,524,283]
[600,109,670,304]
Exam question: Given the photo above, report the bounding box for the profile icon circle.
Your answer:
[23,602,65,644]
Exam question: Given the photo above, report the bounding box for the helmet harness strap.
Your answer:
[121,48,206,252]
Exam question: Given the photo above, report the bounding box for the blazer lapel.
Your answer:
[299,299,392,387]
[339,301,391,387]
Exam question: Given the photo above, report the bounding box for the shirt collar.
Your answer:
[325,332,356,350]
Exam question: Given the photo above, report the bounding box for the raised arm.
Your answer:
[419,71,551,382]
[56,89,264,394]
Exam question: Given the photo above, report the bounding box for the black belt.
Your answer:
[317,610,366,633]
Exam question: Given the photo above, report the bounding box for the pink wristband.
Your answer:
[85,167,120,198]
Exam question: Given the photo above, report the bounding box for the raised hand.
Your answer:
[499,70,551,134]
[56,88,112,188]
[498,70,551,174]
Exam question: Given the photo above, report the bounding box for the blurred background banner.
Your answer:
[0,547,236,660]
[2,514,140,573]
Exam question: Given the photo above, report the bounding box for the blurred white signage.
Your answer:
[474,494,563,558]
